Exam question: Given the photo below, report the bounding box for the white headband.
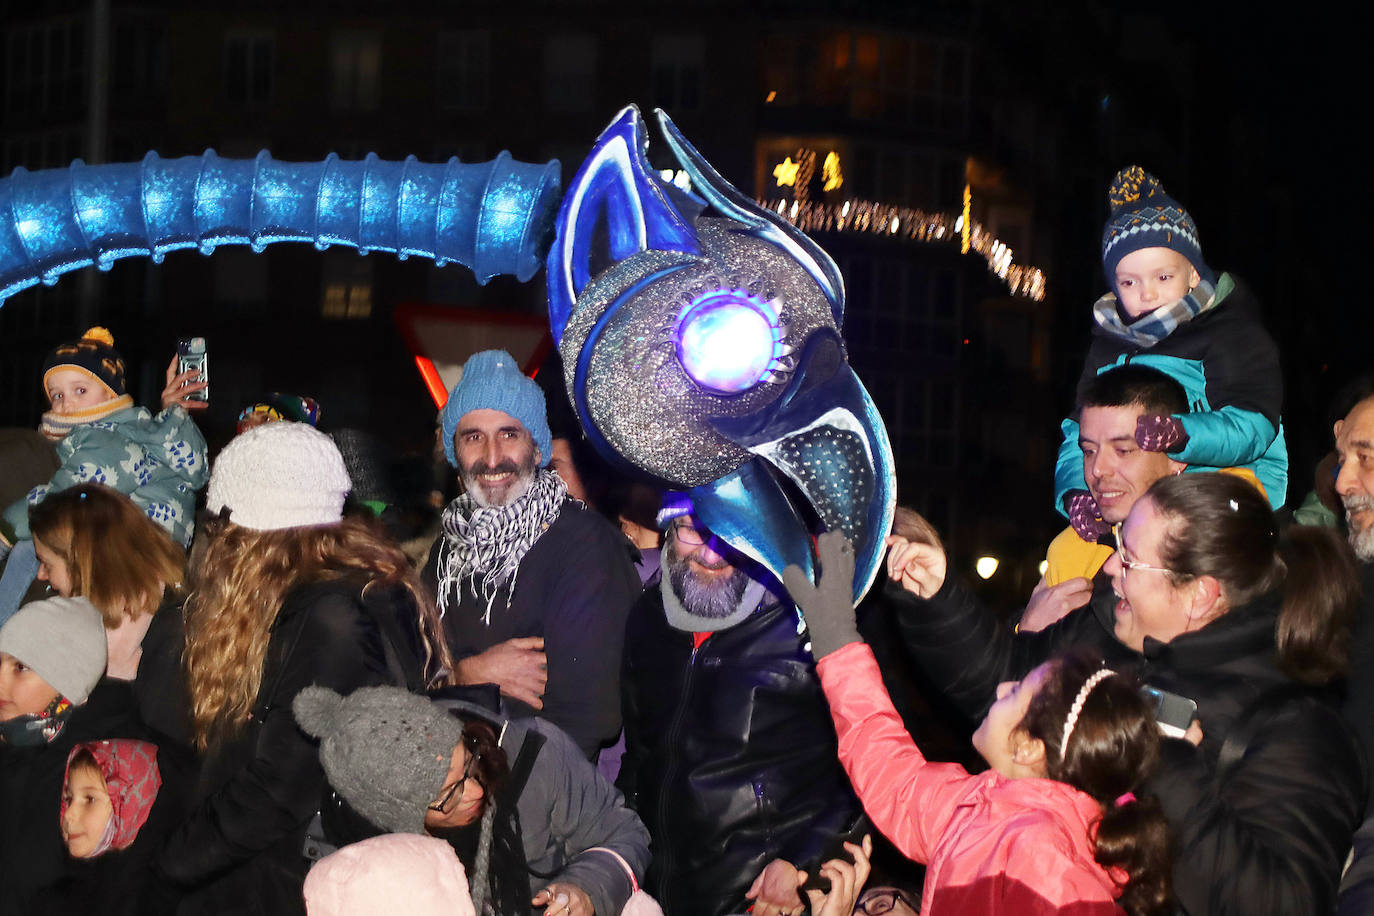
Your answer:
[1060,668,1115,754]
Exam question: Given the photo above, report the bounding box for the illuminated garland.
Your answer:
[756,195,1047,301]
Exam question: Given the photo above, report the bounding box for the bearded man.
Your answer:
[616,494,863,916]
[422,350,640,760]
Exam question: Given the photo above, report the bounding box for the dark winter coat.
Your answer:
[893,577,1364,916]
[0,679,149,916]
[617,583,864,916]
[156,580,393,916]
[423,498,640,759]
[1343,561,1374,804]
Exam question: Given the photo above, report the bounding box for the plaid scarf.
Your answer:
[1092,276,1218,348]
[436,469,567,624]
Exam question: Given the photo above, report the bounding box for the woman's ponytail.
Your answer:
[1275,525,1359,685]
[1095,793,1173,916]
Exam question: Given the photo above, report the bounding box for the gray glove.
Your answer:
[782,530,861,659]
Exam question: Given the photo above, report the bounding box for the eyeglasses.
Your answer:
[1111,524,1173,579]
[672,520,713,547]
[856,888,917,915]
[428,736,481,814]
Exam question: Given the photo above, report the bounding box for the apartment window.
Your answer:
[4,18,86,116]
[650,35,703,112]
[321,251,373,320]
[224,31,274,105]
[543,34,596,113]
[331,30,382,111]
[436,31,489,111]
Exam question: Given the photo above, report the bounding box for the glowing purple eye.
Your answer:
[675,291,781,394]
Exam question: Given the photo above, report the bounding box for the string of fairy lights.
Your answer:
[657,157,1049,301]
[757,191,1046,302]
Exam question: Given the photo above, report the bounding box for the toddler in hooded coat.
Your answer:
[38,738,182,916]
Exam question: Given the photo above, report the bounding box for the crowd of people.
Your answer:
[1,163,1372,916]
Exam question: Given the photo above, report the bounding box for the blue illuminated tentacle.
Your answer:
[0,149,561,306]
[654,108,844,325]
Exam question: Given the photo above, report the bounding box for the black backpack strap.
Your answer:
[1216,683,1316,781]
[506,727,547,800]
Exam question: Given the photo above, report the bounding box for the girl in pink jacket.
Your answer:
[784,533,1172,916]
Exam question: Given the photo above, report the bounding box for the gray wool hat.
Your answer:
[0,597,106,704]
[293,685,463,835]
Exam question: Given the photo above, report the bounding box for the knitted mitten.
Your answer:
[782,531,861,659]
[1135,414,1189,453]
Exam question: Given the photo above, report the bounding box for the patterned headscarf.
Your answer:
[61,739,162,856]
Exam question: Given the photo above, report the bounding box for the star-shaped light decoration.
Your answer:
[773,156,800,188]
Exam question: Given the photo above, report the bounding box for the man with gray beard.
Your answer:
[1336,390,1374,562]
[616,494,863,916]
[1332,386,1374,913]
[421,350,640,761]
[1334,386,1374,773]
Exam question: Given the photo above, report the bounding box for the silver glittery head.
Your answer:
[547,105,895,604]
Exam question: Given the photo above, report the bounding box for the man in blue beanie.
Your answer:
[423,350,640,760]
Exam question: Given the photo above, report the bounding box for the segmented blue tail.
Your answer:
[0,149,561,307]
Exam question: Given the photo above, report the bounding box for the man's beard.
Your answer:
[1345,494,1374,561]
[665,543,751,619]
[460,458,537,508]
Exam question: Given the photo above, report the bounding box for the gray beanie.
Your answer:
[206,422,352,530]
[294,686,463,834]
[0,597,106,704]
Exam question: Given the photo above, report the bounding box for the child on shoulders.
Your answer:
[1056,166,1287,542]
[0,327,208,626]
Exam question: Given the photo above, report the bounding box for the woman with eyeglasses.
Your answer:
[885,472,1364,915]
[153,423,452,915]
[293,684,652,916]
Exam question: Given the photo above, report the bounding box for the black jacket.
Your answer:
[156,580,392,916]
[423,498,641,759]
[617,582,863,916]
[894,577,1364,916]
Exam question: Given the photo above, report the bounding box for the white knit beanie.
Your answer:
[0,597,107,704]
[206,422,352,530]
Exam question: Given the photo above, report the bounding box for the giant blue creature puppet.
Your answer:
[0,107,893,603]
[549,106,895,602]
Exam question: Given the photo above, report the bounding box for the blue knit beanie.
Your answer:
[439,350,551,468]
[1101,166,1214,290]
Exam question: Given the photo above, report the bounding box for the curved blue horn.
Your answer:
[0,149,561,307]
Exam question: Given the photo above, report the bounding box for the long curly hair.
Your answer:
[28,482,185,627]
[184,514,453,750]
[1020,650,1173,916]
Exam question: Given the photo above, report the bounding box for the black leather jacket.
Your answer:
[617,581,862,916]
